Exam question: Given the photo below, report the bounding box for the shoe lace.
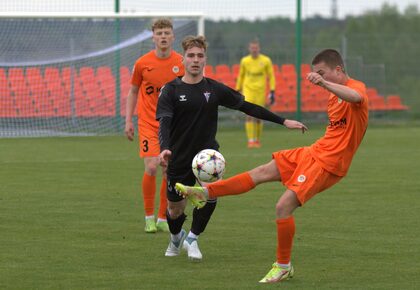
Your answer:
[266,263,289,279]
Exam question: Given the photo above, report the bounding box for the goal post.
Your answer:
[0,12,204,137]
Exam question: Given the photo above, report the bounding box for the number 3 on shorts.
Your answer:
[142,139,149,152]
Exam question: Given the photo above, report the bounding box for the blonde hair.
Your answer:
[151,18,173,31]
[181,35,207,53]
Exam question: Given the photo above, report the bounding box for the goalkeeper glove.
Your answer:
[269,90,275,105]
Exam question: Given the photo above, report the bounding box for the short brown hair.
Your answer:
[182,35,207,53]
[151,18,173,31]
[312,49,345,71]
[249,38,260,45]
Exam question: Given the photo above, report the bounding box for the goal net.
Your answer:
[0,12,203,137]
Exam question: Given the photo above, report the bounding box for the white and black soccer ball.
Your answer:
[192,149,226,183]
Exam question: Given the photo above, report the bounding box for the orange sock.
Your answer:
[207,172,255,198]
[142,173,156,216]
[276,216,295,264]
[157,178,168,220]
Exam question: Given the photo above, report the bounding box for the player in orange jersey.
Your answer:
[176,49,368,283]
[125,18,184,233]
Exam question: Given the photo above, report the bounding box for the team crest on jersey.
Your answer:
[297,175,306,183]
[179,95,187,102]
[172,66,180,73]
[204,91,211,102]
[338,98,343,104]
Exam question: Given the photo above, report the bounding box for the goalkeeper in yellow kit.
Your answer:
[236,39,276,148]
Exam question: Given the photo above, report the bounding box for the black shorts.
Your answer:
[166,170,198,202]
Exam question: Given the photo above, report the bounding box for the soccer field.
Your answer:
[1,125,419,289]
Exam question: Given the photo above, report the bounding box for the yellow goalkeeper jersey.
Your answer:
[236,54,275,93]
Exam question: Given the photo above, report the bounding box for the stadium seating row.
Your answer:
[205,63,409,112]
[0,65,408,118]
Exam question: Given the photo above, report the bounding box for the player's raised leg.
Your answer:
[176,160,280,205]
[175,182,208,208]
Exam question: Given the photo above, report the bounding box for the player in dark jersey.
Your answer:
[156,35,307,261]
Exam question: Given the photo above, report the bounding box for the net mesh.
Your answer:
[0,15,199,137]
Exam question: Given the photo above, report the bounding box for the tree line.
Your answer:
[204,3,420,118]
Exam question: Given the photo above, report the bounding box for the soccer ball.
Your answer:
[192,149,226,183]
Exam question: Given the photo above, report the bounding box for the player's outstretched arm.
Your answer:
[307,72,361,103]
[239,101,305,131]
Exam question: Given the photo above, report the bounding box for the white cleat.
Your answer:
[165,229,186,257]
[183,237,203,261]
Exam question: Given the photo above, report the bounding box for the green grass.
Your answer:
[1,125,420,289]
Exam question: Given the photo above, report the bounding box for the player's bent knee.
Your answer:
[251,161,280,184]
[167,203,185,219]
[275,191,300,218]
[145,166,158,176]
[167,208,183,219]
[144,158,160,175]
[275,203,292,218]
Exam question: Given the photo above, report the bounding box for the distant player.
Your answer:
[124,18,184,233]
[177,49,368,283]
[236,39,276,148]
[157,35,306,261]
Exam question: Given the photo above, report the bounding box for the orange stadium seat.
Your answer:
[369,95,387,111]
[222,74,236,89]
[8,68,27,97]
[120,66,131,116]
[270,98,287,113]
[386,95,408,110]
[0,69,15,116]
[366,87,378,98]
[302,97,324,112]
[366,87,387,111]
[77,66,107,117]
[0,68,11,99]
[284,96,297,112]
[215,64,231,75]
[97,66,116,116]
[301,63,311,77]
[44,67,70,117]
[26,67,55,117]
[61,67,75,97]
[231,64,240,76]
[8,68,34,117]
[204,65,214,77]
[281,64,296,74]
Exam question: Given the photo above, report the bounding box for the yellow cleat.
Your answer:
[259,263,294,283]
[175,183,208,209]
[144,218,157,233]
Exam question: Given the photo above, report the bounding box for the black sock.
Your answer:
[166,210,186,235]
[191,199,217,235]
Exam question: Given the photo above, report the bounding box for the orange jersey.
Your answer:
[131,50,184,130]
[309,78,369,176]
